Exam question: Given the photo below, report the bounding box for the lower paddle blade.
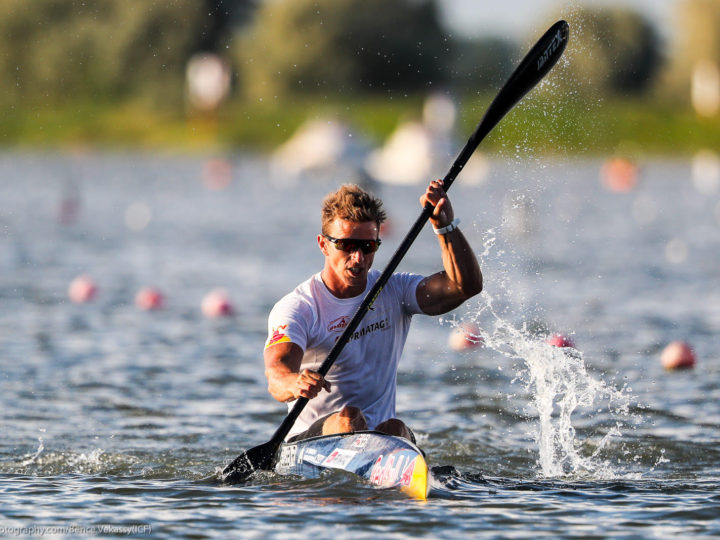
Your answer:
[221,440,277,484]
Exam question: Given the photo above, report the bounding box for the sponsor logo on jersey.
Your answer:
[327,315,350,332]
[343,317,390,342]
[266,324,291,348]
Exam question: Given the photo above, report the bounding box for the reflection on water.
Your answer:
[0,152,719,536]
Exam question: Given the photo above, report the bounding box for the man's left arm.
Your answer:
[416,179,483,316]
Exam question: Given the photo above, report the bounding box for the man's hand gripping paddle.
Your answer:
[221,20,570,485]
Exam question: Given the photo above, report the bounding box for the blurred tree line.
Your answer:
[549,5,662,96]
[0,0,255,108]
[0,0,717,145]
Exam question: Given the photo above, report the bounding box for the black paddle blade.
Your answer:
[480,20,569,142]
[221,440,278,484]
[444,20,569,190]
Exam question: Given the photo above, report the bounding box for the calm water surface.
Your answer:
[0,152,718,538]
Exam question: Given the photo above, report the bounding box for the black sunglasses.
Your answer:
[322,234,381,254]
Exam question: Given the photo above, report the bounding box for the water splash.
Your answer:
[462,295,634,479]
[454,229,638,480]
[8,443,146,477]
[20,437,45,467]
[16,447,108,475]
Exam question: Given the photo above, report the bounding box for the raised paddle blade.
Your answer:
[478,19,569,141]
[442,20,569,192]
[221,440,278,484]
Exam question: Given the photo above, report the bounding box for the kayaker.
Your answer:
[263,181,482,442]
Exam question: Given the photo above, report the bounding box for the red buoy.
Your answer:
[135,287,165,311]
[601,157,638,193]
[202,289,234,318]
[449,322,484,351]
[661,341,696,370]
[68,274,97,303]
[546,334,575,349]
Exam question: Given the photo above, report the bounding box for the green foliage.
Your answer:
[549,6,663,96]
[450,37,518,92]
[0,0,207,108]
[0,0,714,156]
[219,95,425,149]
[7,91,720,157]
[197,0,258,51]
[233,0,450,98]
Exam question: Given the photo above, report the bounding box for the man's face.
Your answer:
[318,218,379,296]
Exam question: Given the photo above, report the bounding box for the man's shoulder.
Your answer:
[387,270,424,289]
[368,269,421,284]
[272,273,320,313]
[384,271,424,315]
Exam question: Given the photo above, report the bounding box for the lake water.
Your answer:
[0,151,718,538]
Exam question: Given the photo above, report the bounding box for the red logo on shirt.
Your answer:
[266,325,291,348]
[327,316,350,332]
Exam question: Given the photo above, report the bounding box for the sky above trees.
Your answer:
[437,0,675,39]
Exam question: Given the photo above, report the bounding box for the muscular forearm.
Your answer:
[266,365,300,403]
[417,226,483,316]
[418,179,482,315]
[264,343,330,403]
[264,342,303,402]
[436,228,483,299]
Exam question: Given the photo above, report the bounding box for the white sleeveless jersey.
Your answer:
[265,269,424,440]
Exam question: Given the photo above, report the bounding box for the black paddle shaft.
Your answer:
[222,20,569,483]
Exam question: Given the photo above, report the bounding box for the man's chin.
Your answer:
[345,271,367,286]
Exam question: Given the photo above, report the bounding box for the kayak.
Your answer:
[274,430,430,500]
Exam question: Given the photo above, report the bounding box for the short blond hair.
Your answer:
[321,184,386,235]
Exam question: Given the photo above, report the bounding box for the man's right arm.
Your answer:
[264,342,331,402]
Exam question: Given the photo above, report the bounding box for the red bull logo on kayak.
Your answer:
[369,452,417,488]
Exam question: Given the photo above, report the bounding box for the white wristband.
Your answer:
[432,217,460,235]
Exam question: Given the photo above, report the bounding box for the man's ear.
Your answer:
[317,234,330,256]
